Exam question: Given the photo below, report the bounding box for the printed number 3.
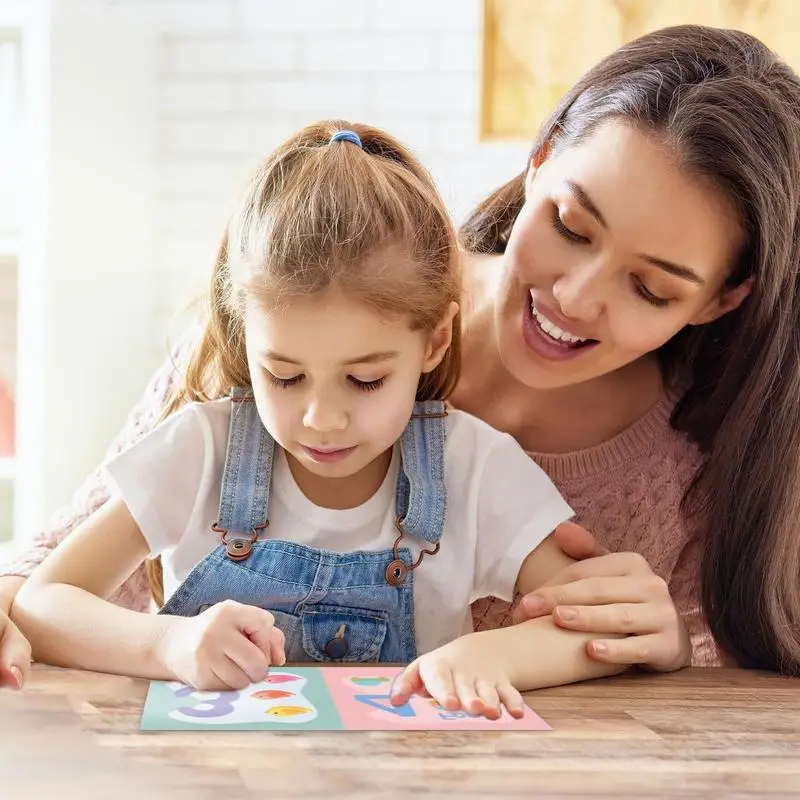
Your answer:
[171,686,241,719]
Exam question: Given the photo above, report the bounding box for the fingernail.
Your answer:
[9,666,23,689]
[557,606,577,621]
[525,595,544,612]
[592,642,608,655]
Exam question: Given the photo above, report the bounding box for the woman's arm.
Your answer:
[466,535,628,689]
[511,523,694,672]
[391,532,627,716]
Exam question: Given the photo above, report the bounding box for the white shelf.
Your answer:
[0,457,13,480]
[0,235,20,259]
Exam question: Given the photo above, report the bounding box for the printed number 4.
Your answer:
[354,693,417,718]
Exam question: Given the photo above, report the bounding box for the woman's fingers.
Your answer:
[551,520,609,560]
[553,601,673,634]
[586,633,676,669]
[519,576,652,620]
[513,554,663,623]
[544,551,655,586]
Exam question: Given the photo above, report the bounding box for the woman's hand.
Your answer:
[0,610,31,690]
[513,522,692,672]
[390,633,526,720]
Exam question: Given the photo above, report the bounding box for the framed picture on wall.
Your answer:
[480,0,800,141]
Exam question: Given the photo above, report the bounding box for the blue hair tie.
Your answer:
[329,130,362,148]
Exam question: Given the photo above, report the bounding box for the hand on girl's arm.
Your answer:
[513,522,693,672]
[391,530,628,717]
[11,497,285,690]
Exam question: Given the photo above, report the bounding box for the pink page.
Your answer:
[322,666,551,731]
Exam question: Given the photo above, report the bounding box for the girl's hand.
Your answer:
[389,635,526,720]
[158,600,286,691]
[0,611,31,690]
[513,524,692,672]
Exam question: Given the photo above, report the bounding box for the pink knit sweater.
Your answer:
[0,343,720,667]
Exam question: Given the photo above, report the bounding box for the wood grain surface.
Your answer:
[1,664,799,799]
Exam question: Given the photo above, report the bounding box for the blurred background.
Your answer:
[0,0,796,554]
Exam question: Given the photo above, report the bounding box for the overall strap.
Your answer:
[394,400,447,545]
[212,387,275,556]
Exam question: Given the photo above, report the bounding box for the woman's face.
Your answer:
[495,119,751,390]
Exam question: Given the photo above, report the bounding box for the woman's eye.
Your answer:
[632,277,670,308]
[348,376,386,392]
[551,207,589,244]
[269,373,304,389]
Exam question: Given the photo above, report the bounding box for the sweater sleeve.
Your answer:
[0,333,195,612]
[668,529,722,667]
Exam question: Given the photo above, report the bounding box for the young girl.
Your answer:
[12,122,623,718]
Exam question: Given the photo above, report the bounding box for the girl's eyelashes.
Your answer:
[269,373,303,389]
[267,372,386,392]
[347,376,386,392]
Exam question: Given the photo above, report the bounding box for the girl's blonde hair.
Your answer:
[148,120,462,606]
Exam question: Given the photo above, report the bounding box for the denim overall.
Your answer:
[159,389,447,663]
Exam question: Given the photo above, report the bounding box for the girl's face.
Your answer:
[244,288,455,492]
[494,119,751,391]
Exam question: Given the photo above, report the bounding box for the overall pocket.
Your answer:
[301,605,389,663]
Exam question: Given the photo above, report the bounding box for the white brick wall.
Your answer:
[103,0,531,362]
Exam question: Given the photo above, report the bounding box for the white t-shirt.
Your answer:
[105,399,573,654]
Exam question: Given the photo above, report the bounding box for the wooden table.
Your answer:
[1,665,798,799]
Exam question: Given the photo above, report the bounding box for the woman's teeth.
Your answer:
[530,302,588,345]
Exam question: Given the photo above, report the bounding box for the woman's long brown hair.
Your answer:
[461,25,800,675]
[146,120,462,607]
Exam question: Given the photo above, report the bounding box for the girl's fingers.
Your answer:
[210,656,253,691]
[270,628,286,666]
[0,620,32,691]
[474,679,501,720]
[223,633,270,683]
[421,665,459,712]
[497,683,526,719]
[390,661,421,706]
[453,672,483,716]
[554,601,671,635]
[0,664,24,690]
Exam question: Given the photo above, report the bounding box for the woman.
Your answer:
[3,24,799,689]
